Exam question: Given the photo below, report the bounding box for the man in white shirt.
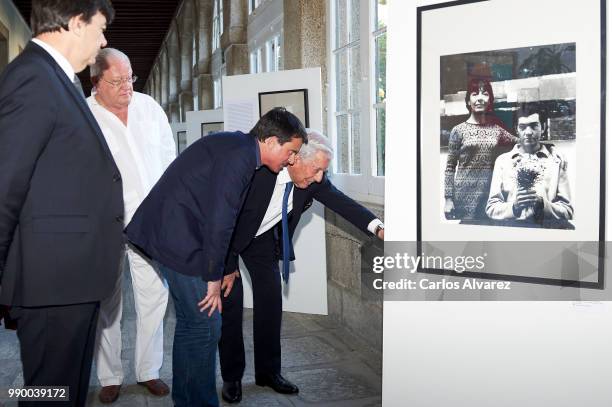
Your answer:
[219,131,384,403]
[86,48,176,403]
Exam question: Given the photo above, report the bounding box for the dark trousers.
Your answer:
[219,228,282,381]
[12,302,100,407]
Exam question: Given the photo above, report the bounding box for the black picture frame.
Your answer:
[201,121,224,138]
[258,88,310,128]
[416,0,606,288]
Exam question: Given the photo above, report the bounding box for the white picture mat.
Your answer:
[186,109,224,146]
[222,68,327,315]
[420,0,602,242]
[384,1,612,406]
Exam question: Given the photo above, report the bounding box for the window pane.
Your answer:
[351,113,361,174]
[375,0,388,31]
[376,107,385,176]
[335,0,348,48]
[349,0,360,43]
[335,51,349,112]
[336,114,349,173]
[349,45,361,110]
[375,33,386,104]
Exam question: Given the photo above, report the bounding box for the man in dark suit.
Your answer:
[0,1,123,406]
[125,108,306,407]
[219,130,384,403]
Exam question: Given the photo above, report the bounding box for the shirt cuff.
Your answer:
[367,219,384,235]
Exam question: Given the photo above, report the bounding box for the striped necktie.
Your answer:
[73,75,85,98]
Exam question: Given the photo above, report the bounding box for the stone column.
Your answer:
[283,0,327,128]
[168,24,180,107]
[169,102,180,123]
[160,48,169,110]
[222,0,248,76]
[196,74,214,110]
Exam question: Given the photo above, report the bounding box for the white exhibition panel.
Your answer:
[384,1,612,406]
[185,109,224,145]
[222,68,327,315]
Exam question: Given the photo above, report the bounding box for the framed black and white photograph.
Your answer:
[201,121,224,138]
[417,0,605,287]
[258,88,310,127]
[177,130,187,155]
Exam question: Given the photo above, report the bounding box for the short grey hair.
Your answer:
[299,129,333,161]
[89,48,131,86]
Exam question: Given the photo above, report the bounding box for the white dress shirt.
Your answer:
[256,168,383,236]
[31,38,75,81]
[87,92,176,225]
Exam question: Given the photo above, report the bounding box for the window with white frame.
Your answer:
[332,0,362,175]
[212,0,223,51]
[266,35,281,72]
[249,48,263,73]
[373,0,386,176]
[329,0,384,202]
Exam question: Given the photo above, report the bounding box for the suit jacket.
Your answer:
[0,42,124,307]
[125,131,260,282]
[225,166,377,273]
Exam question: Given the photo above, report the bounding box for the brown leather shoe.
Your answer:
[137,379,170,396]
[98,385,121,404]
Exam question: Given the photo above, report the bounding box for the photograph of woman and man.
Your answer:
[440,43,576,230]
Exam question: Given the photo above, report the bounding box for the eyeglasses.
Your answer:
[101,75,138,88]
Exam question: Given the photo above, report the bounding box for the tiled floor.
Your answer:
[0,272,382,406]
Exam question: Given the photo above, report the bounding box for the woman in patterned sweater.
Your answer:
[444,78,517,222]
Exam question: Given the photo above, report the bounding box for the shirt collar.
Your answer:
[31,38,75,81]
[510,143,550,159]
[277,167,292,185]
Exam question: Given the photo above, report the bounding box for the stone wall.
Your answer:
[325,203,384,351]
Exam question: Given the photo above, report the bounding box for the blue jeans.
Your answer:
[158,265,221,407]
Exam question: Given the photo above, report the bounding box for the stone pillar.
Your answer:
[196,74,214,110]
[169,102,180,123]
[196,0,213,76]
[154,67,162,103]
[160,48,169,110]
[222,0,248,77]
[168,25,180,104]
[179,91,194,121]
[179,0,194,95]
[283,0,327,129]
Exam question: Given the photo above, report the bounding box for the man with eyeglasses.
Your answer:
[87,48,176,403]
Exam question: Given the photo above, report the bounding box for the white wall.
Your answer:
[384,0,612,406]
[0,1,31,64]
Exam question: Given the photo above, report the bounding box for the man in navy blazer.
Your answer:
[218,130,384,403]
[125,108,306,407]
[0,1,123,405]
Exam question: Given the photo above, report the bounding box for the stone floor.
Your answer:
[0,272,382,406]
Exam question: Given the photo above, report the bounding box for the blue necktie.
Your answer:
[281,182,294,283]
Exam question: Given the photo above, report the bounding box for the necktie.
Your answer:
[73,75,85,98]
[281,182,294,283]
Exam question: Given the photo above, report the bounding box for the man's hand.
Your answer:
[222,270,240,298]
[376,227,384,240]
[513,189,543,215]
[198,279,222,317]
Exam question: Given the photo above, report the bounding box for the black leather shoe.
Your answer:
[255,373,299,394]
[222,381,242,403]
